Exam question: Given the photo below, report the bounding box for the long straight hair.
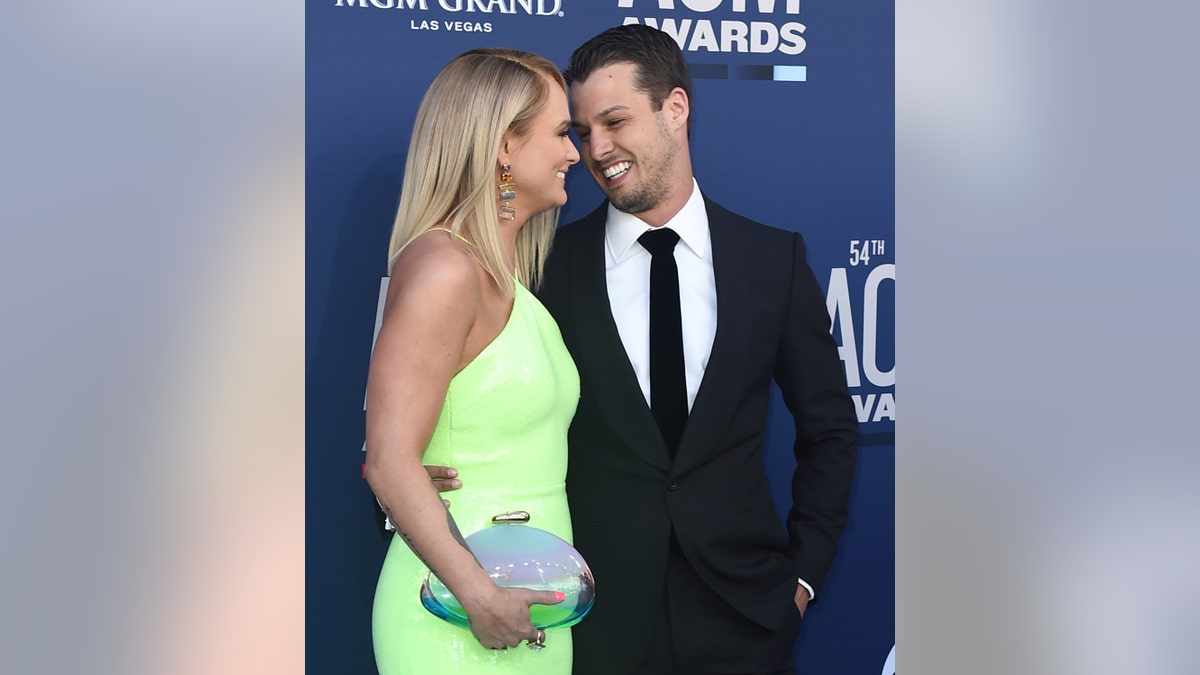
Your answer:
[386,48,567,294]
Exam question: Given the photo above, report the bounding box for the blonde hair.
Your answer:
[386,48,568,294]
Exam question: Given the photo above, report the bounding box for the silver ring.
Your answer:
[526,628,546,651]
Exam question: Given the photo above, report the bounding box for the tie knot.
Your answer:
[638,228,680,257]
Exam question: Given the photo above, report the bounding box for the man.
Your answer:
[436,25,858,674]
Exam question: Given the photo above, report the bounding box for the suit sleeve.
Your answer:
[774,231,859,599]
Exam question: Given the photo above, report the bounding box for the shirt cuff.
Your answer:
[797,577,815,602]
[378,499,396,531]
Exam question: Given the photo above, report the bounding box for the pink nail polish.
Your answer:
[554,591,566,602]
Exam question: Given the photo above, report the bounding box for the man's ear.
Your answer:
[664,87,690,133]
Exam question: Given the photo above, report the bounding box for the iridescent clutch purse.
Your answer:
[419,511,596,630]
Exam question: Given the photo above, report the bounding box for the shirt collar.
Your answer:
[605,178,709,263]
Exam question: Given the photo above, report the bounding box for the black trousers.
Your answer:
[633,532,803,675]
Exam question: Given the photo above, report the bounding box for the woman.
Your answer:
[364,49,580,674]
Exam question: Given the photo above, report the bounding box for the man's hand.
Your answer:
[794,585,810,618]
[425,465,462,491]
[423,465,461,507]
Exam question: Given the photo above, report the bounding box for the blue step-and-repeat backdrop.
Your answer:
[307,1,893,673]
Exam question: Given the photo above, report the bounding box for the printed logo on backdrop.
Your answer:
[618,0,808,81]
[827,238,894,444]
[332,0,565,33]
[331,1,809,77]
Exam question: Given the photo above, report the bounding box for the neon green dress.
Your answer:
[372,281,580,675]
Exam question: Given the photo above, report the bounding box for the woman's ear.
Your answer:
[497,135,512,169]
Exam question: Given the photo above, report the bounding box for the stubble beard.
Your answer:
[606,116,676,216]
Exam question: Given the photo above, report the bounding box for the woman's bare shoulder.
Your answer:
[389,231,483,305]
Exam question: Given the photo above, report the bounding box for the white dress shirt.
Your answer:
[603,179,817,603]
[605,178,716,412]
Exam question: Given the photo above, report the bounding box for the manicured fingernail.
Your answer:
[447,469,458,477]
[554,592,566,602]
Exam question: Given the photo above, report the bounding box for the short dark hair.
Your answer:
[564,24,694,133]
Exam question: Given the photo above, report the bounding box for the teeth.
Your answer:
[556,171,566,179]
[602,162,631,179]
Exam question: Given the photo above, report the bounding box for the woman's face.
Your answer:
[504,78,580,219]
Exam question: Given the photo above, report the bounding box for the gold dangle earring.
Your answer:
[498,164,516,221]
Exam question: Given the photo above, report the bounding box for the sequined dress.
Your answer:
[372,282,580,675]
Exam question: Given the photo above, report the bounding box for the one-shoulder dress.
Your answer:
[372,281,580,675]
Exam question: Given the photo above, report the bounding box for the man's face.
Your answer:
[570,63,679,216]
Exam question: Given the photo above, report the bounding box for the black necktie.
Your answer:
[638,228,688,454]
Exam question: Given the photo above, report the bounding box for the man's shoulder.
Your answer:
[544,201,606,285]
[557,201,609,237]
[702,195,799,246]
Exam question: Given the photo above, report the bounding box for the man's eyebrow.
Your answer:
[573,104,631,127]
[594,104,630,119]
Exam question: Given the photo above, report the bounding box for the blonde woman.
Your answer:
[364,49,580,674]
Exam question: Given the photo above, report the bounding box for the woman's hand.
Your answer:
[461,586,564,649]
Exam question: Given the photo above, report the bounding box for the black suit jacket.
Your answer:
[538,196,857,673]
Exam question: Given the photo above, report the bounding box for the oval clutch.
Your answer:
[419,512,596,630]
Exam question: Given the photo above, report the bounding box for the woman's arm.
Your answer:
[364,242,558,649]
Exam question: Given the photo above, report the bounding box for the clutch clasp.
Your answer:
[492,511,531,524]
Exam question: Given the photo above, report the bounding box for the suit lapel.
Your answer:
[675,198,753,468]
[569,207,671,470]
